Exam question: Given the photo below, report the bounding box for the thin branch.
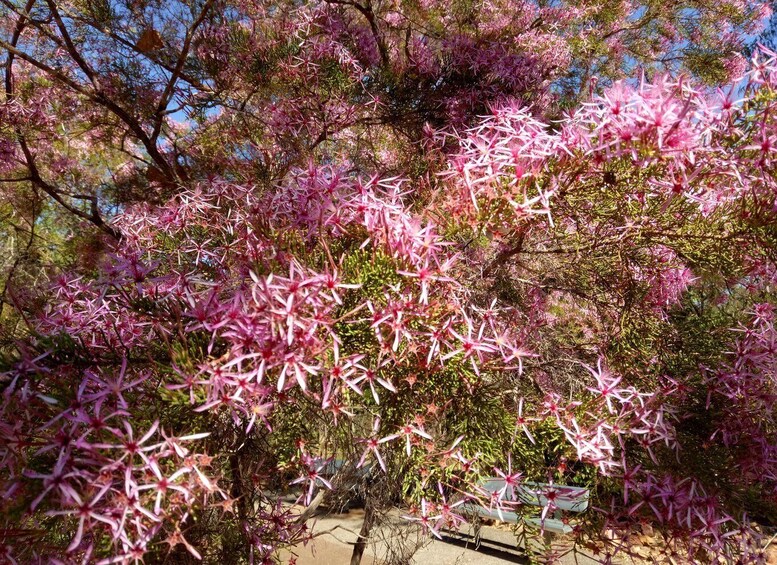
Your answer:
[61,6,213,92]
[151,0,215,143]
[46,0,98,87]
[324,0,389,66]
[17,137,120,238]
[3,0,37,100]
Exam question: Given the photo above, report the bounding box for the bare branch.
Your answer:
[151,0,215,143]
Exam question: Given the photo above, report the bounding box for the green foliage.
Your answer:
[686,49,733,85]
[335,248,402,357]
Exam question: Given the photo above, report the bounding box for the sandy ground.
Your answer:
[279,507,609,565]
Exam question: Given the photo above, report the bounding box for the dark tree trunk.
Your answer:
[350,496,376,565]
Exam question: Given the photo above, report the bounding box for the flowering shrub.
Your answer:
[2,1,777,564]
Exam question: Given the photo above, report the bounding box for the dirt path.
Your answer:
[279,508,610,565]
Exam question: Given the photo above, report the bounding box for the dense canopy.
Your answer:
[2,1,777,564]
